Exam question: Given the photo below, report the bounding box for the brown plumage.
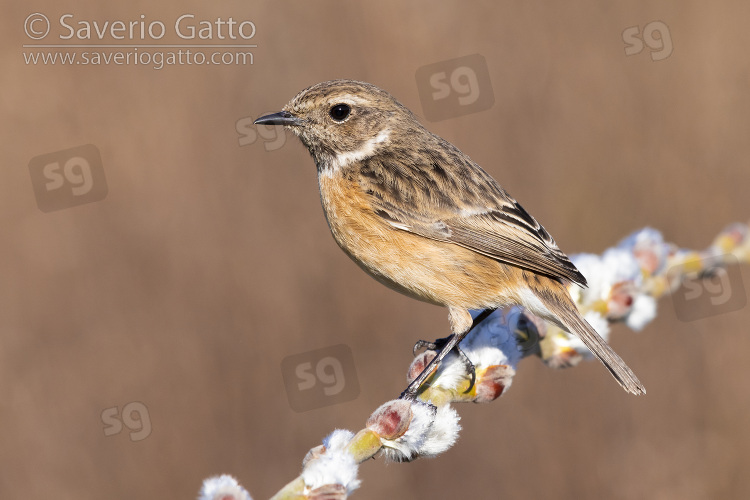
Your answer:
[255,79,645,396]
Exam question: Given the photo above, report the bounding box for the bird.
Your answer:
[254,79,645,398]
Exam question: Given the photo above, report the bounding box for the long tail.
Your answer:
[540,289,646,395]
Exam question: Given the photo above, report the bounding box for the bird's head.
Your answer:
[254,80,422,172]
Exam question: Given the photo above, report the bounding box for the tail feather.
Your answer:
[543,294,646,395]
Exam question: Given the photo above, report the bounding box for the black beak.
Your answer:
[254,110,304,126]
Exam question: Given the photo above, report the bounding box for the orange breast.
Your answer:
[317,172,520,310]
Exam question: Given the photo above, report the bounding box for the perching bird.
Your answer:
[255,80,645,398]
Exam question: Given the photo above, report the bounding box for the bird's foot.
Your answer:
[411,334,476,394]
[412,335,451,356]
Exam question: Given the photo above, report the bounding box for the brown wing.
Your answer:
[445,203,586,286]
[374,199,587,287]
[357,135,587,287]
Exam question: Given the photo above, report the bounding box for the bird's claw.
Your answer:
[411,335,477,393]
[412,336,451,356]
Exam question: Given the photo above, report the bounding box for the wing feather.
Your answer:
[357,135,587,287]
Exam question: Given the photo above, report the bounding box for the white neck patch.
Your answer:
[322,128,391,175]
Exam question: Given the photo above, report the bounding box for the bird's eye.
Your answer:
[329,104,351,122]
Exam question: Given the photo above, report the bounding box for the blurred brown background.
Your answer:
[3,1,750,499]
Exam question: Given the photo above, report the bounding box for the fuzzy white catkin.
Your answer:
[626,294,657,331]
[198,474,252,500]
[322,429,355,451]
[415,404,462,457]
[571,249,642,305]
[302,429,360,495]
[379,402,461,462]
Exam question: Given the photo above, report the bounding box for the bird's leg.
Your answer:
[400,308,496,401]
[413,336,476,390]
